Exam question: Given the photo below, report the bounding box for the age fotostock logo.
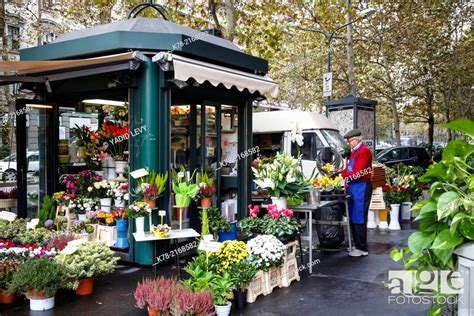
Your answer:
[387,270,464,305]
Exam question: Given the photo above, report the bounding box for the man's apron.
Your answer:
[347,147,368,224]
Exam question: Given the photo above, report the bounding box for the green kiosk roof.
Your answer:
[20,17,268,74]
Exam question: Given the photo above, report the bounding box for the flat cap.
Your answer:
[343,129,362,139]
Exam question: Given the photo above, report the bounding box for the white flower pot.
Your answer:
[77,232,91,241]
[401,202,413,221]
[114,199,126,208]
[135,217,145,235]
[115,161,127,182]
[77,214,86,221]
[107,156,116,180]
[367,210,377,229]
[271,196,287,209]
[30,296,55,311]
[100,198,112,212]
[389,204,401,230]
[214,301,232,316]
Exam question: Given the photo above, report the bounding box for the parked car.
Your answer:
[375,146,433,168]
[0,151,40,181]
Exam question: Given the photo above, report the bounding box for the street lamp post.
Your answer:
[290,8,376,100]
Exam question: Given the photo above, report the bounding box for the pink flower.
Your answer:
[248,204,260,218]
[282,208,294,218]
[267,204,281,219]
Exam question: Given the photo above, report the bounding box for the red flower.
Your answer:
[392,187,399,192]
[382,185,390,192]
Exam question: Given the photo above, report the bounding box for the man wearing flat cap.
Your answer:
[340,129,372,257]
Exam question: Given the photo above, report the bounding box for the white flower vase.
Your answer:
[114,199,126,208]
[107,156,116,181]
[389,204,401,230]
[401,202,413,221]
[214,302,232,316]
[135,217,145,235]
[367,210,377,229]
[30,296,55,311]
[271,197,287,209]
[114,161,127,182]
[100,198,112,212]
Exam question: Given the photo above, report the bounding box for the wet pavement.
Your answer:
[0,222,429,316]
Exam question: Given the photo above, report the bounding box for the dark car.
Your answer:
[376,146,433,168]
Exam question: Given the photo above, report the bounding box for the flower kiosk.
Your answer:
[0,7,277,267]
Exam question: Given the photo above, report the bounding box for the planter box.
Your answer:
[263,266,283,294]
[96,225,116,247]
[0,199,16,209]
[245,271,265,303]
[280,241,300,287]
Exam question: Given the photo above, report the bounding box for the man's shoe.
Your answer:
[349,249,369,257]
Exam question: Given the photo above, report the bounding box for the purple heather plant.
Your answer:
[46,234,75,251]
[44,219,54,229]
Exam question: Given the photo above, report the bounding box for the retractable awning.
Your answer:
[152,53,278,98]
[0,51,145,86]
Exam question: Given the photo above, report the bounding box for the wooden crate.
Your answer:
[96,225,116,247]
[369,187,386,210]
[263,266,282,294]
[246,271,266,303]
[371,166,386,188]
[280,241,300,287]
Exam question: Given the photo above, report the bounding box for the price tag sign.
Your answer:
[130,168,149,179]
[198,240,222,252]
[203,234,213,241]
[158,210,166,216]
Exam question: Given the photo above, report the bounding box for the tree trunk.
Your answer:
[380,40,401,146]
[224,0,236,41]
[345,0,356,95]
[443,91,452,142]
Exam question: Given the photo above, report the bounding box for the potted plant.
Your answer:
[0,188,17,208]
[70,219,95,240]
[229,259,257,310]
[261,205,301,242]
[126,202,152,235]
[7,258,63,311]
[252,152,308,209]
[172,166,199,221]
[69,196,96,220]
[92,180,113,212]
[198,172,215,209]
[247,235,285,272]
[0,257,20,304]
[56,241,118,296]
[111,182,129,208]
[204,207,232,241]
[209,272,235,316]
[112,208,129,248]
[136,168,168,208]
[383,185,404,230]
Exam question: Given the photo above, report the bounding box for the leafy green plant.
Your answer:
[209,272,234,306]
[17,227,54,247]
[261,215,300,237]
[137,167,168,199]
[37,195,56,229]
[0,258,20,290]
[203,207,231,239]
[172,166,199,207]
[390,119,474,315]
[0,218,28,240]
[228,259,257,291]
[55,241,118,289]
[7,258,64,297]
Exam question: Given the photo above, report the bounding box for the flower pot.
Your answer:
[201,197,212,209]
[77,214,87,221]
[100,198,112,212]
[389,204,401,230]
[145,199,156,208]
[174,207,186,221]
[107,156,116,181]
[367,210,377,229]
[0,289,15,304]
[76,277,94,296]
[114,199,126,208]
[77,232,91,241]
[218,222,238,242]
[175,194,191,207]
[233,290,247,310]
[115,219,129,249]
[379,208,389,229]
[214,301,232,316]
[26,291,55,311]
[271,196,287,209]
[287,197,302,207]
[115,160,127,182]
[306,188,320,206]
[135,216,145,235]
[147,305,158,316]
[401,202,412,221]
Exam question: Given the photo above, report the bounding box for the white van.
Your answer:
[253,110,346,178]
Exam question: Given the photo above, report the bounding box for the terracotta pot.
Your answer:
[0,289,15,304]
[201,197,212,208]
[174,207,185,220]
[147,305,158,316]
[145,199,156,208]
[76,278,94,295]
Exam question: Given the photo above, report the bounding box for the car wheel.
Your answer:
[4,169,16,182]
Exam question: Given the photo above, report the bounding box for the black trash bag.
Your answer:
[315,204,346,249]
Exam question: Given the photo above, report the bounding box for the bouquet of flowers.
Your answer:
[383,185,405,205]
[68,196,96,214]
[72,125,102,159]
[53,191,77,206]
[61,170,102,196]
[99,121,129,161]
[112,208,127,220]
[90,180,113,198]
[125,201,152,218]
[246,235,285,271]
[252,152,309,199]
[111,182,130,202]
[310,174,343,192]
[96,212,115,225]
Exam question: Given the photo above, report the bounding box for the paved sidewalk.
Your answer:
[0,224,429,316]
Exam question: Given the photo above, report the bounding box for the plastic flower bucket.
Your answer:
[217,222,237,242]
